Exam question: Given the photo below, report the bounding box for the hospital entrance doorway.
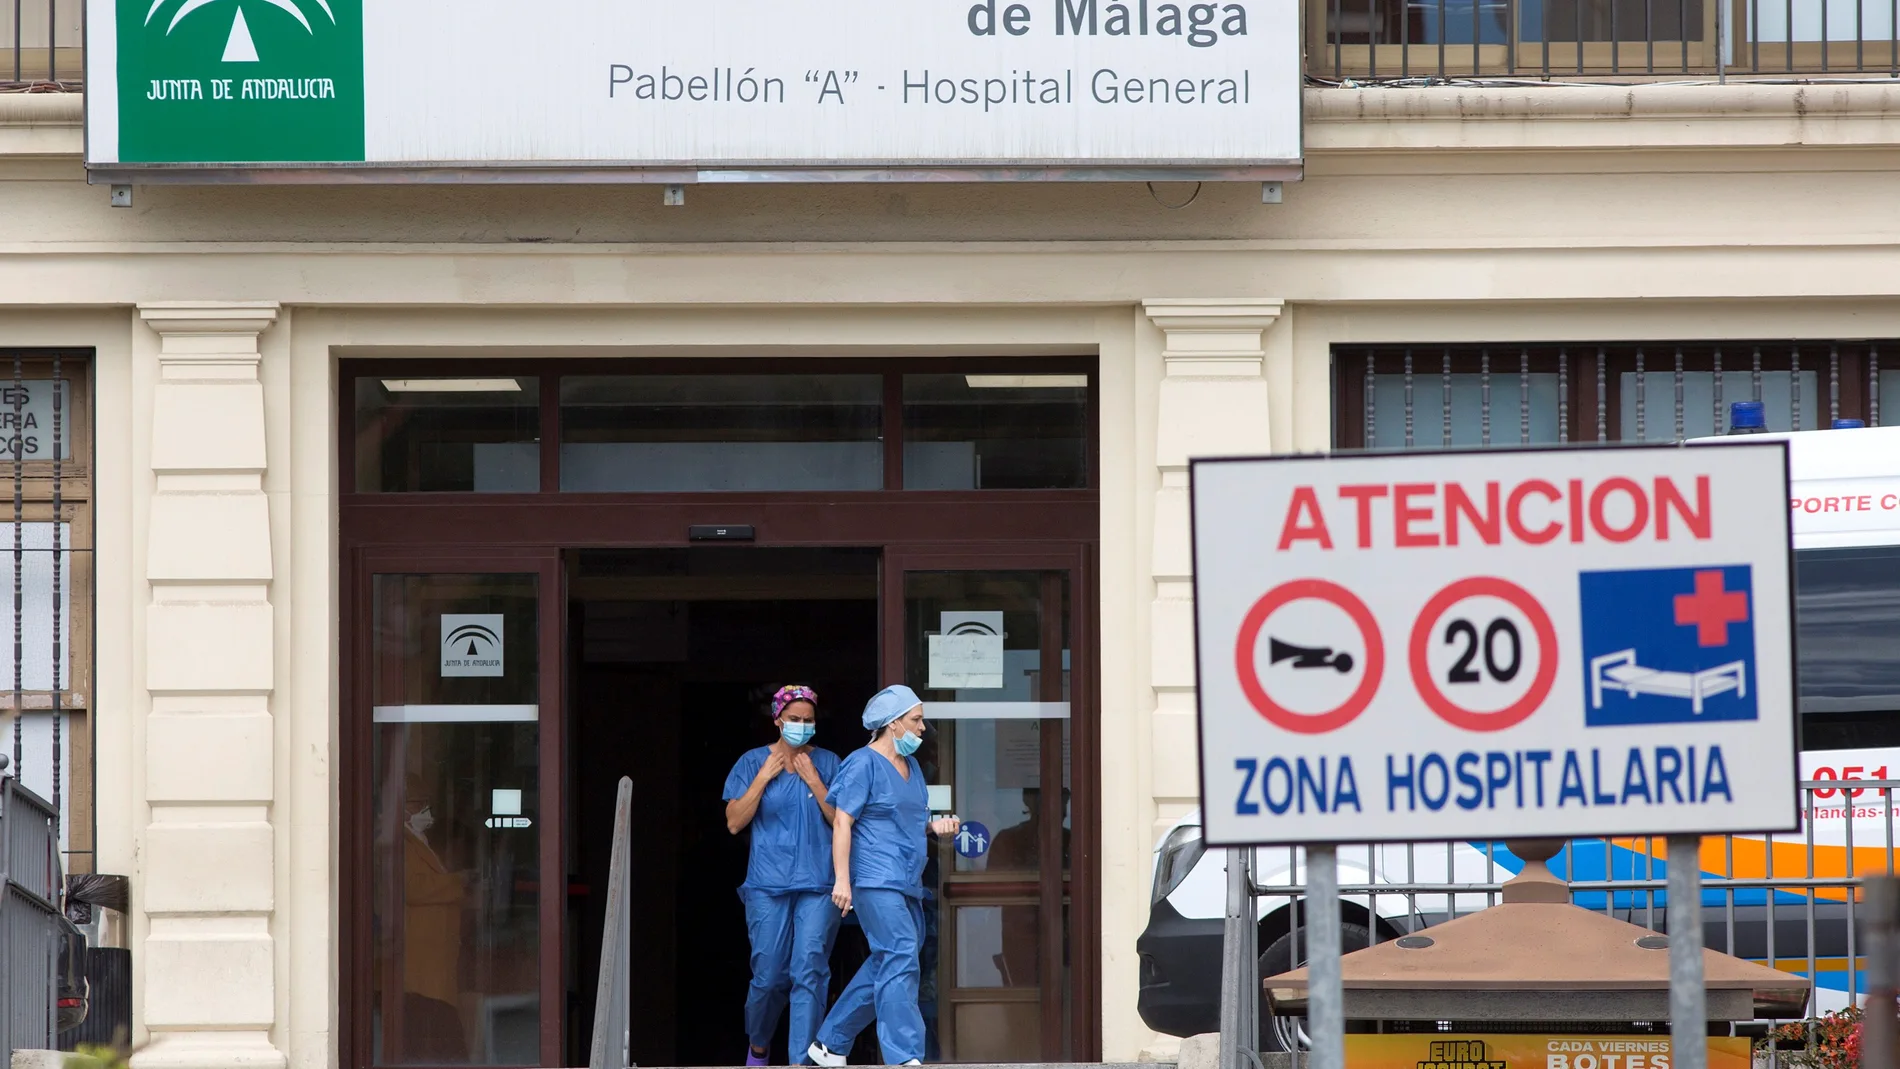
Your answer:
[566,547,881,1068]
[347,544,1092,1068]
[341,358,1101,1069]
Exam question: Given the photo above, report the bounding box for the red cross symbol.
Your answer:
[1674,569,1750,647]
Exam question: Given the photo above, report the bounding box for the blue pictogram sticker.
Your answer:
[954,821,991,859]
[1579,564,1758,726]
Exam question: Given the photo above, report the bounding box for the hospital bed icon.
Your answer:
[1589,648,1748,716]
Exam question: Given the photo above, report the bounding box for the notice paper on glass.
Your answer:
[930,611,1005,689]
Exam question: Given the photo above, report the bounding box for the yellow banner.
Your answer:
[1345,1034,1753,1069]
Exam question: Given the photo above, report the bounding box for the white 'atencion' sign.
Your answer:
[1190,444,1798,846]
[87,0,1300,170]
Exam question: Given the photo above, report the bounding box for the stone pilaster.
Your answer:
[1141,300,1285,823]
[135,303,284,1069]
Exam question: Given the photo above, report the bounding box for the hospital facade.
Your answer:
[7,51,1900,1069]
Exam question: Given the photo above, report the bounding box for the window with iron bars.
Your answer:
[1333,341,1890,450]
[0,351,93,877]
[2,0,82,86]
[1313,0,1900,79]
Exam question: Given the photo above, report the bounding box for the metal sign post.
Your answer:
[1306,844,1343,1069]
[1666,835,1706,1069]
[1219,847,1259,1069]
[1866,876,1900,1069]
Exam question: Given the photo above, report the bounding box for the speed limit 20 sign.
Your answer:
[1189,443,1798,846]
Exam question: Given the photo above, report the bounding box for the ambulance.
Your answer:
[1135,421,1900,1041]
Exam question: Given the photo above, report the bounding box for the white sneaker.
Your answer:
[807,1042,847,1068]
[902,1061,923,1066]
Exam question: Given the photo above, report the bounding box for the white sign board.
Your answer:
[441,614,505,678]
[930,610,1007,689]
[87,0,1300,173]
[0,381,73,461]
[1190,444,1799,846]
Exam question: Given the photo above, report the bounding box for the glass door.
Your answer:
[887,552,1089,1063]
[350,552,563,1069]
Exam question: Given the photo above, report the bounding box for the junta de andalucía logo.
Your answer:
[148,0,335,60]
[142,0,341,100]
[117,0,365,162]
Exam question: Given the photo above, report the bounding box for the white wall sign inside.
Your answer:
[1190,443,1799,846]
[441,614,505,678]
[928,785,956,813]
[0,381,73,461]
[995,719,1075,789]
[930,611,1006,689]
[85,0,1301,172]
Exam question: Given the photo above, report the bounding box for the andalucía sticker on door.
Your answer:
[441,613,505,678]
[1579,565,1758,726]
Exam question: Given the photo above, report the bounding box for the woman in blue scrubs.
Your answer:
[807,685,960,1068]
[724,685,844,1066]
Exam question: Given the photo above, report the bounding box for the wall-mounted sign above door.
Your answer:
[86,0,1301,181]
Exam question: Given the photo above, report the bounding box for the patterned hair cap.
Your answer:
[772,685,818,719]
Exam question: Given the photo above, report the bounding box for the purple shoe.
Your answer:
[746,1048,770,1067]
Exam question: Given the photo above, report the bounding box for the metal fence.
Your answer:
[2,774,60,1059]
[1335,340,1888,450]
[1317,0,1900,84]
[3,0,79,87]
[1251,779,1900,1046]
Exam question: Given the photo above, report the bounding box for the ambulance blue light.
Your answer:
[1728,400,1767,431]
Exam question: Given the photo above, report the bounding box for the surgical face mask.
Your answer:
[781,722,816,747]
[895,731,923,757]
[407,806,434,836]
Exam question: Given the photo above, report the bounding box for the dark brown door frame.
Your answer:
[341,547,566,1069]
[880,544,1101,1062]
[340,493,1098,550]
[339,355,1103,1068]
[342,514,1102,1069]
[338,356,1100,501]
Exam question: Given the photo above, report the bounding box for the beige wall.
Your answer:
[9,80,1900,1068]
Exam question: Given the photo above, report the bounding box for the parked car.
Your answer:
[63,872,132,1047]
[1135,812,1389,1044]
[56,902,90,1033]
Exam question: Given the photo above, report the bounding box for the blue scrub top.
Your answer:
[723,745,843,895]
[827,747,930,899]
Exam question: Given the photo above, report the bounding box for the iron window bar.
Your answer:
[1340,340,1894,449]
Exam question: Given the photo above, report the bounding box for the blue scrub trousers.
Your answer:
[814,889,926,1065]
[744,889,841,1063]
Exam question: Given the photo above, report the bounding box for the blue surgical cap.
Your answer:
[862,684,923,731]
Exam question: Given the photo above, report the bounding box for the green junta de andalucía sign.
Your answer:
[114,0,365,163]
